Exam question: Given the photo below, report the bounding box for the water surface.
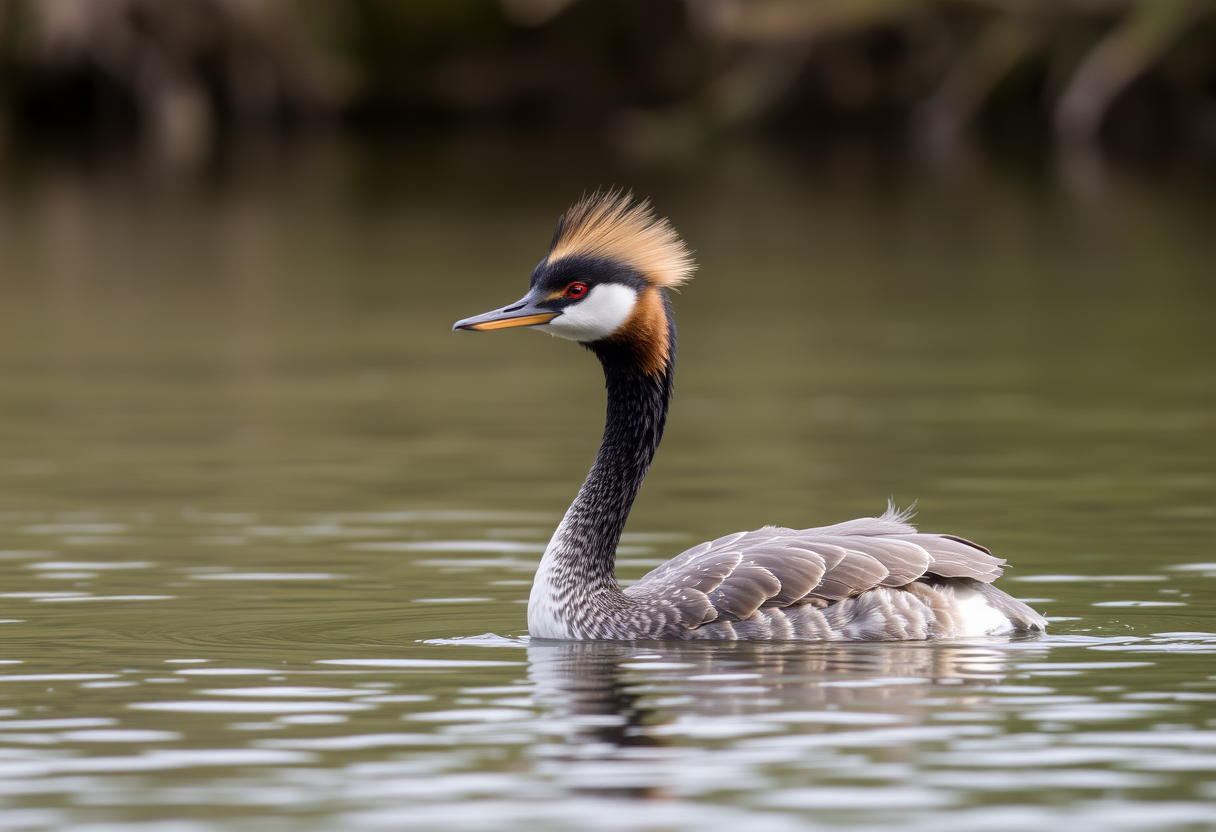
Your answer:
[1,139,1215,829]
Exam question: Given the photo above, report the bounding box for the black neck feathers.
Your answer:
[558,293,678,594]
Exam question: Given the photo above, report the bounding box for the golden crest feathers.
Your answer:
[547,190,696,288]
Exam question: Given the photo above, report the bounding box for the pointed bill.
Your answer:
[453,296,558,331]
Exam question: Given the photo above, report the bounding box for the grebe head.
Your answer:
[453,191,695,352]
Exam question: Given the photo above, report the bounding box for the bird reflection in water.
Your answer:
[524,638,1045,801]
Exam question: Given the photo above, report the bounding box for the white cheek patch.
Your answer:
[540,283,638,343]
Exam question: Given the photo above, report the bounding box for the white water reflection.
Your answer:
[191,573,341,581]
[129,701,374,714]
[27,562,153,570]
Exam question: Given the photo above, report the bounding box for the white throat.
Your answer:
[527,513,578,639]
[539,283,637,343]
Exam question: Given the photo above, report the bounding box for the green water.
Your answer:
[1,139,1215,830]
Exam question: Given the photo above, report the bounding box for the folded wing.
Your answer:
[626,508,1008,627]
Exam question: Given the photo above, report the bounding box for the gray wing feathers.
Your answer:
[811,550,889,601]
[940,533,993,555]
[705,564,782,620]
[812,536,932,587]
[894,534,1005,582]
[639,531,750,593]
[670,550,743,594]
[632,513,1015,627]
[744,544,829,605]
[800,515,917,537]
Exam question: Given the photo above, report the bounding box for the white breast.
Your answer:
[527,516,577,639]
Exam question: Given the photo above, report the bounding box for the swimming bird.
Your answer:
[453,191,1046,641]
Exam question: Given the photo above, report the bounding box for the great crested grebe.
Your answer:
[453,191,1046,641]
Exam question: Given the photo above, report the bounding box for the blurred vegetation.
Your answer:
[0,0,1213,158]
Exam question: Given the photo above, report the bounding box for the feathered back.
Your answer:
[547,190,696,288]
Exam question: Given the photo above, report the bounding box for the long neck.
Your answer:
[574,344,674,590]
[532,292,677,619]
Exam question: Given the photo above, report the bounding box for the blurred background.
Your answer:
[1,0,1213,522]
[3,0,1216,159]
[2,5,1216,831]
[2,0,1214,524]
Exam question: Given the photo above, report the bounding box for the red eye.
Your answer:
[565,282,588,299]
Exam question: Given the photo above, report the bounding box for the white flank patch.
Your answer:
[953,586,1014,636]
[527,515,575,639]
[540,283,637,343]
